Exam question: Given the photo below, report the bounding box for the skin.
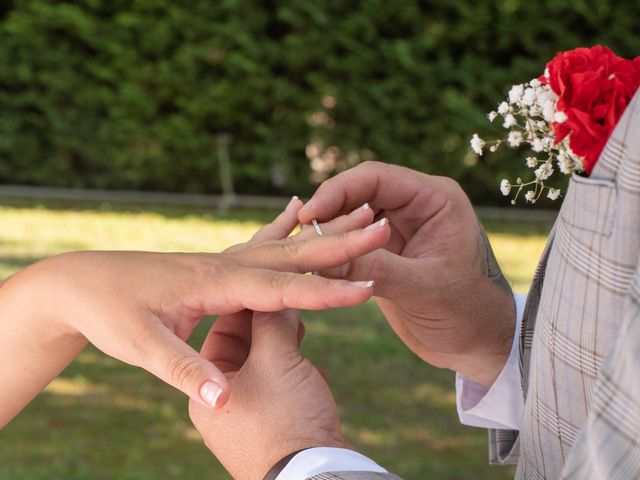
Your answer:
[189,309,344,480]
[0,198,390,428]
[298,162,516,387]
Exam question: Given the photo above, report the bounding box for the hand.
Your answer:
[298,162,516,387]
[189,309,344,480]
[0,200,390,425]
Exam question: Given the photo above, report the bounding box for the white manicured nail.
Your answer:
[200,381,223,408]
[349,280,375,288]
[350,203,370,216]
[363,218,388,232]
[286,196,300,209]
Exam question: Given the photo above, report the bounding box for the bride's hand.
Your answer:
[0,199,389,426]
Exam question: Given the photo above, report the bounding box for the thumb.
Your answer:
[142,323,230,410]
[251,309,300,353]
[339,248,419,300]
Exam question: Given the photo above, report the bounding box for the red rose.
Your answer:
[540,46,640,174]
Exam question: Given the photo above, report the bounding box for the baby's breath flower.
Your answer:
[558,150,573,174]
[526,156,538,168]
[500,179,511,196]
[532,138,545,152]
[508,130,524,147]
[522,88,537,106]
[530,78,541,88]
[547,188,561,200]
[554,111,568,123]
[503,114,517,129]
[509,84,524,103]
[542,100,556,122]
[488,111,498,122]
[525,190,536,203]
[535,162,553,180]
[498,102,509,115]
[470,134,485,156]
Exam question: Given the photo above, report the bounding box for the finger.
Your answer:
[250,196,304,244]
[293,203,374,241]
[217,269,376,313]
[232,218,391,274]
[298,162,428,223]
[251,309,300,351]
[200,310,253,373]
[329,247,423,300]
[142,322,231,410]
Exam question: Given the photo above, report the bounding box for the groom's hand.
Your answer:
[299,162,516,387]
[189,309,344,480]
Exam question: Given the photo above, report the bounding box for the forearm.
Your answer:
[0,263,87,427]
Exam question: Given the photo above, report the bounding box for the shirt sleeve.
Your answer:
[455,293,526,431]
[275,448,388,480]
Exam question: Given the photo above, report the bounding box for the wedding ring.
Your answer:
[311,219,323,236]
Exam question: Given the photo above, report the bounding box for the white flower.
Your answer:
[558,150,573,174]
[547,188,561,200]
[535,162,553,180]
[488,111,498,122]
[508,130,524,147]
[522,87,537,106]
[498,101,509,115]
[542,100,556,122]
[532,138,545,152]
[470,134,485,155]
[500,179,511,196]
[530,78,541,88]
[503,114,517,128]
[509,84,524,103]
[544,68,550,80]
[526,156,538,168]
[554,111,568,123]
[525,190,536,203]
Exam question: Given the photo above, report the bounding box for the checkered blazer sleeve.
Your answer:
[307,472,403,480]
[559,266,640,478]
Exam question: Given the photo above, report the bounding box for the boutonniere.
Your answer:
[471,46,640,205]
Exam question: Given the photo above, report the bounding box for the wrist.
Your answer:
[452,290,516,388]
[8,256,86,344]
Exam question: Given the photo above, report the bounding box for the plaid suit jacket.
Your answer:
[490,89,640,479]
[308,91,640,480]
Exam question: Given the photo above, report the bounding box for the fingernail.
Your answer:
[349,280,375,288]
[200,381,223,408]
[286,195,300,209]
[349,203,370,216]
[301,199,314,211]
[363,218,388,232]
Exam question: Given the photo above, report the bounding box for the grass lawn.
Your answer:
[0,200,552,480]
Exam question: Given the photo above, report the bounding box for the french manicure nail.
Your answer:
[200,381,223,408]
[349,203,370,215]
[286,195,300,209]
[349,280,375,288]
[363,218,388,232]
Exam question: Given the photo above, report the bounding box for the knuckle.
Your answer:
[280,236,300,257]
[269,271,293,291]
[166,353,202,390]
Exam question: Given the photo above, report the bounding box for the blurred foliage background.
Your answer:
[1,0,639,204]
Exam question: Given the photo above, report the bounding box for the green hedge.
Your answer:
[1,1,639,203]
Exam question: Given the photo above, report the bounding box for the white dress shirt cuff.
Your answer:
[455,293,526,431]
[275,448,387,480]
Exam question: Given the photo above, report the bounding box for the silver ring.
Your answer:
[311,219,323,236]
